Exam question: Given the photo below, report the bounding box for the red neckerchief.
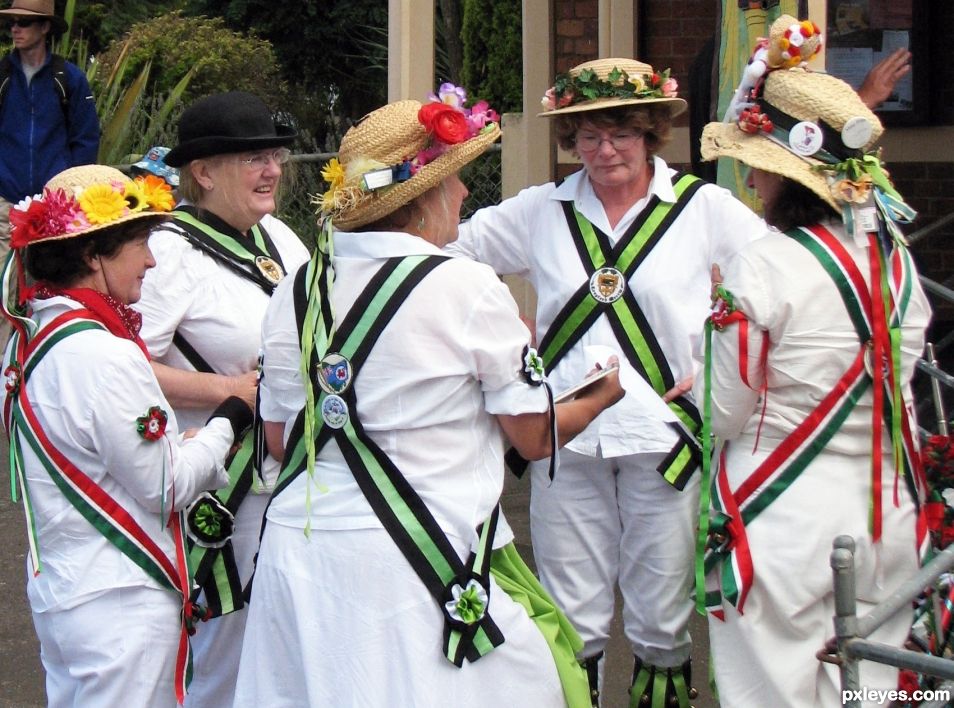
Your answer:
[30,284,150,360]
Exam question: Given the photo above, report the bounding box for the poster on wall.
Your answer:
[825,0,928,124]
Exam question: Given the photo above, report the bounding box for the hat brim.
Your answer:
[165,125,297,167]
[538,95,687,118]
[333,125,501,232]
[0,9,67,34]
[701,122,838,211]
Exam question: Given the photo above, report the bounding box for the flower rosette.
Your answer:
[443,578,489,626]
[3,363,21,395]
[136,405,168,442]
[185,492,235,549]
[412,84,500,173]
[522,346,546,385]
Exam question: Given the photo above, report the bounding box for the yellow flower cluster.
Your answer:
[77,176,173,225]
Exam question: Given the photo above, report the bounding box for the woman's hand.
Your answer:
[575,355,625,410]
[229,370,259,410]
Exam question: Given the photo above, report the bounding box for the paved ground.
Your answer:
[0,449,717,708]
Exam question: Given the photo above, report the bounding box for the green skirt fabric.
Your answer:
[491,542,590,708]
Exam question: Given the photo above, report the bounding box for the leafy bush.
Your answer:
[93,11,286,108]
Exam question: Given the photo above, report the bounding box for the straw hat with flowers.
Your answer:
[701,14,914,237]
[538,57,686,118]
[317,84,500,231]
[8,164,174,249]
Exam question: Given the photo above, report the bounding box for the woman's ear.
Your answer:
[82,245,102,275]
[190,160,215,191]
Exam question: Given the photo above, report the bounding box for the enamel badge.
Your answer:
[255,256,284,285]
[321,394,349,429]
[318,353,353,395]
[589,267,626,304]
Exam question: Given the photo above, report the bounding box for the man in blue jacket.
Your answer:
[0,0,99,338]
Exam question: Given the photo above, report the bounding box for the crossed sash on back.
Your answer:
[699,224,926,616]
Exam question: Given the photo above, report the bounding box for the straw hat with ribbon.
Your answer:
[701,15,916,240]
[0,0,67,35]
[317,84,500,231]
[538,57,686,118]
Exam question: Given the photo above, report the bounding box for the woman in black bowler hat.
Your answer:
[135,91,310,708]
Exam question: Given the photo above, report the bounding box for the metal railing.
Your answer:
[823,205,954,704]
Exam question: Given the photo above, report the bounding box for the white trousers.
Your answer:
[32,585,181,708]
[184,492,269,708]
[530,449,699,666]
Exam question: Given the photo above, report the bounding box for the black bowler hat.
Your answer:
[165,91,296,167]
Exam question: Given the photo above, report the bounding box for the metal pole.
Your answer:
[927,343,950,435]
[832,535,861,706]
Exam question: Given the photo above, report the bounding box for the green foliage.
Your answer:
[55,0,184,56]
[461,0,522,113]
[93,11,286,107]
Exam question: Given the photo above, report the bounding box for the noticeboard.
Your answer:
[825,0,930,125]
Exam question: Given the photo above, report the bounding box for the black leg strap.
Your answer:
[629,656,698,708]
[580,650,604,708]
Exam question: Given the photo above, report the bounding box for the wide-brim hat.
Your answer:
[320,99,500,231]
[9,165,172,249]
[701,67,883,211]
[0,0,67,35]
[165,91,296,167]
[132,146,179,188]
[538,58,686,118]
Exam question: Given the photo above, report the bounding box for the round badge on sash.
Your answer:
[589,267,626,304]
[255,255,284,285]
[318,353,353,395]
[321,394,349,429]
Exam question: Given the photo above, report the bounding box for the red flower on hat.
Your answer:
[418,102,469,145]
[9,188,82,248]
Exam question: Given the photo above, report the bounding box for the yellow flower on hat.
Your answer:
[122,178,148,214]
[78,183,128,224]
[136,175,175,212]
[320,158,345,192]
[628,75,646,92]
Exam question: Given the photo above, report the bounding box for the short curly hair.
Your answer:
[553,104,673,157]
[25,218,166,286]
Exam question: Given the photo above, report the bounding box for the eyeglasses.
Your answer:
[10,18,40,28]
[237,148,291,170]
[575,131,643,152]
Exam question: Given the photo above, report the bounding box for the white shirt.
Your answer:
[138,212,310,489]
[259,230,548,552]
[450,157,765,457]
[5,297,233,613]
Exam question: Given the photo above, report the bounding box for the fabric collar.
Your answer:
[333,229,446,261]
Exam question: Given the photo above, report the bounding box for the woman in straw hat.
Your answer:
[0,164,252,706]
[133,90,310,708]
[233,87,623,707]
[448,58,765,705]
[696,16,930,706]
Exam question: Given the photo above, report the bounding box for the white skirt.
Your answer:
[234,522,567,707]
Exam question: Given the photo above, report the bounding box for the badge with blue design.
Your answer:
[318,353,353,395]
[589,267,625,303]
[321,394,350,429]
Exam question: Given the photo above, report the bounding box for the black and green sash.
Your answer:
[538,173,703,489]
[274,254,507,666]
[170,206,287,296]
[167,207,287,617]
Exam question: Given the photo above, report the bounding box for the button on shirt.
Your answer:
[259,230,548,553]
[451,157,765,457]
